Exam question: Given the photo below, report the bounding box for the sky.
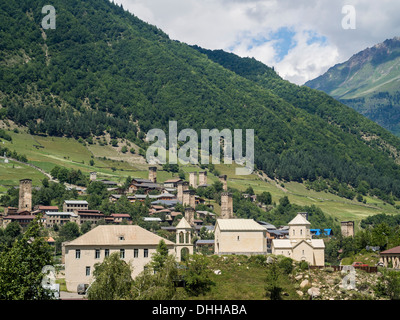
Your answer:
[112,0,400,85]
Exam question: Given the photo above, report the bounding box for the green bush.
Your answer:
[299,260,309,271]
[278,257,294,275]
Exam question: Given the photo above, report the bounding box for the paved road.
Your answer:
[59,291,86,300]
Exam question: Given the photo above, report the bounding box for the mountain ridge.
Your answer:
[2,0,400,203]
[305,37,400,136]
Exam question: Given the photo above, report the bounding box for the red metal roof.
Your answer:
[380,246,400,255]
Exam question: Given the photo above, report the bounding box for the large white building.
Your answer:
[271,213,325,266]
[214,219,267,255]
[63,225,175,292]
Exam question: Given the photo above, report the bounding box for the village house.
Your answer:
[36,205,59,214]
[163,178,182,188]
[44,211,78,228]
[128,178,161,194]
[110,213,132,224]
[63,200,89,212]
[379,245,400,269]
[109,192,176,204]
[2,215,36,228]
[63,225,175,292]
[271,213,325,266]
[74,209,105,226]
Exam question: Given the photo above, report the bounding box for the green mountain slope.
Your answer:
[305,37,400,135]
[2,0,400,204]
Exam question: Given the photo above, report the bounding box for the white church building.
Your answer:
[271,213,325,266]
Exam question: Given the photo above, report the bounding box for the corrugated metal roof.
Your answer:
[64,200,88,205]
[45,211,77,217]
[196,240,215,244]
[216,219,266,231]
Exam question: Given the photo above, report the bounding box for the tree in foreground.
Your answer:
[0,216,55,300]
[150,239,169,272]
[375,268,400,300]
[87,252,134,300]
[183,254,215,297]
[264,259,284,300]
[132,254,183,300]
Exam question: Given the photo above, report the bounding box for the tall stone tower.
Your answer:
[90,172,97,181]
[219,175,227,191]
[183,189,196,208]
[185,207,195,227]
[149,166,157,183]
[220,192,233,219]
[199,171,207,186]
[18,179,32,212]
[177,181,189,203]
[189,172,197,188]
[341,221,354,237]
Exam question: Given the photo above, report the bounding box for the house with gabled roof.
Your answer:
[63,225,175,292]
[214,219,267,255]
[379,245,400,269]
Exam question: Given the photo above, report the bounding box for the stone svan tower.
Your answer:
[149,166,157,183]
[220,192,233,219]
[18,179,32,212]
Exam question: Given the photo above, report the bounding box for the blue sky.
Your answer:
[114,0,400,84]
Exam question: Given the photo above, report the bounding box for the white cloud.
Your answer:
[113,0,400,84]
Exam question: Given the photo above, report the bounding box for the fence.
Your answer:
[310,265,378,273]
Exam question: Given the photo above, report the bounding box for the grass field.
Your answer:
[1,128,399,224]
[0,159,47,186]
[188,255,299,300]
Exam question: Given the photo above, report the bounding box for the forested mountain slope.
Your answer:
[2,0,400,201]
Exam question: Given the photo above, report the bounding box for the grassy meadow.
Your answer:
[1,128,399,225]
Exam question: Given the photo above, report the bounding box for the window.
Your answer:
[86,266,90,276]
[293,229,295,236]
[237,236,240,241]
[95,249,100,259]
[134,249,138,258]
[300,229,303,236]
[120,249,125,259]
[105,249,109,257]
[144,249,148,258]
[75,249,81,259]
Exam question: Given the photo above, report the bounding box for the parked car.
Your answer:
[352,262,368,267]
[77,283,89,295]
